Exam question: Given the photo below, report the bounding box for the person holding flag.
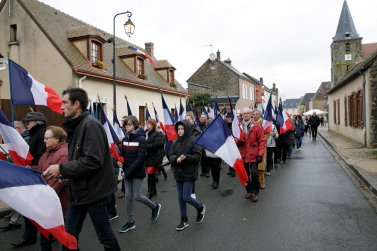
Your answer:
[237,108,265,202]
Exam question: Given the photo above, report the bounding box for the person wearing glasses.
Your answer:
[118,115,161,233]
[30,126,69,251]
[11,112,47,248]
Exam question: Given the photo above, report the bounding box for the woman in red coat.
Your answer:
[30,126,69,251]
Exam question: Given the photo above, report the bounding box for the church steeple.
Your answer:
[333,0,361,41]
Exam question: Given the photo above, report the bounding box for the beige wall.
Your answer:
[0,0,74,99]
[328,68,372,147]
[236,78,255,111]
[309,100,327,111]
[284,108,297,115]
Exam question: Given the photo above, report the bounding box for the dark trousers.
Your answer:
[208,157,221,183]
[121,179,125,193]
[304,125,308,134]
[311,126,318,138]
[266,147,274,172]
[274,145,281,163]
[244,162,259,195]
[201,149,210,174]
[40,233,53,251]
[176,181,202,218]
[62,198,120,251]
[107,193,117,216]
[22,217,38,240]
[281,143,288,161]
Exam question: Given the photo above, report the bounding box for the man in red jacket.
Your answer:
[237,108,265,202]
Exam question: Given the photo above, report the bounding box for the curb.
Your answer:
[0,208,11,218]
[318,131,377,197]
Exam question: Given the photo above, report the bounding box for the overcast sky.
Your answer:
[39,0,377,99]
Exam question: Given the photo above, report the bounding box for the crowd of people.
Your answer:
[0,87,323,250]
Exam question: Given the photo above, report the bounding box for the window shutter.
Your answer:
[333,100,336,124]
[337,99,340,124]
[344,97,347,125]
[353,92,357,127]
[359,90,363,128]
[348,95,351,126]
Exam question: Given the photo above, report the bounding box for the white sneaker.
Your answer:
[191,193,196,199]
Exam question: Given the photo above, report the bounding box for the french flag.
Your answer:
[261,93,265,103]
[89,102,94,117]
[195,115,248,186]
[214,98,220,116]
[261,95,273,133]
[202,103,209,119]
[0,161,77,249]
[113,110,125,139]
[100,104,123,162]
[209,98,215,119]
[0,109,33,166]
[174,105,179,123]
[160,92,178,141]
[145,108,151,129]
[276,103,293,134]
[194,106,200,127]
[8,60,63,114]
[152,103,165,132]
[128,46,156,68]
[127,99,132,116]
[228,97,240,138]
[178,98,186,121]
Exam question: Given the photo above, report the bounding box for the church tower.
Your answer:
[331,0,362,87]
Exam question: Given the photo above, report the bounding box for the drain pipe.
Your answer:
[78,76,86,88]
[359,68,366,147]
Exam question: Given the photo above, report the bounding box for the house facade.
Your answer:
[0,0,188,126]
[283,99,301,115]
[309,81,331,110]
[297,93,315,114]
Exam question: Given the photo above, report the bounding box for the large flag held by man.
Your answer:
[100,105,123,162]
[160,92,178,141]
[261,95,273,133]
[8,59,63,114]
[0,109,33,166]
[276,103,293,134]
[195,115,248,186]
[0,161,77,249]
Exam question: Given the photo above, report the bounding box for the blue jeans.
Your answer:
[176,181,202,218]
[295,137,302,149]
[62,198,120,251]
[287,145,293,156]
[107,193,117,215]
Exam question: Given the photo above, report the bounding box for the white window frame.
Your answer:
[250,87,254,101]
[243,85,247,99]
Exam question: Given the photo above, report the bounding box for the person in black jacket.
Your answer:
[11,113,47,248]
[170,119,205,231]
[43,88,120,251]
[145,119,165,199]
[118,115,161,233]
[308,112,321,140]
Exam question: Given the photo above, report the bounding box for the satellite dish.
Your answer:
[209,53,216,61]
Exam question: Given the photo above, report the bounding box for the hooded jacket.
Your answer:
[169,120,202,182]
[59,111,117,206]
[294,122,304,138]
[120,126,147,179]
[145,128,165,167]
[308,115,321,127]
[28,123,47,165]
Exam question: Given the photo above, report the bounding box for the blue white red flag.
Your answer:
[202,103,209,119]
[276,103,293,134]
[152,103,165,132]
[187,102,192,112]
[178,98,186,121]
[214,98,220,116]
[195,116,248,186]
[145,108,151,129]
[127,100,132,116]
[161,93,178,141]
[194,107,200,126]
[174,105,179,123]
[261,95,273,133]
[100,104,123,162]
[113,110,125,139]
[128,46,156,68]
[0,161,77,249]
[0,109,33,166]
[222,106,228,119]
[89,102,94,117]
[254,102,258,109]
[261,93,265,103]
[274,104,278,116]
[228,97,241,138]
[8,59,63,114]
[209,98,215,119]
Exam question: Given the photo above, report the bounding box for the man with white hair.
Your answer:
[308,111,321,140]
[237,108,265,202]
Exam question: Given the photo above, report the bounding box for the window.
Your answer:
[344,97,347,126]
[348,91,363,128]
[211,65,216,70]
[347,65,349,71]
[346,43,350,52]
[337,99,340,124]
[10,25,17,42]
[333,100,336,124]
[250,88,254,101]
[91,42,100,63]
[139,106,145,125]
[137,59,142,75]
[243,85,247,99]
[345,33,350,38]
[169,70,174,83]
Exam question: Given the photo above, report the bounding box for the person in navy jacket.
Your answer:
[294,119,304,150]
[118,116,161,233]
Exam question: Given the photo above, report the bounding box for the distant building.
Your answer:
[283,99,301,115]
[297,93,315,114]
[309,81,331,111]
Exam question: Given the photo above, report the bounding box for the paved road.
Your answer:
[1,135,377,250]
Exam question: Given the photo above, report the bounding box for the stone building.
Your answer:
[297,93,315,114]
[327,0,377,148]
[309,81,331,110]
[187,51,256,112]
[0,0,188,126]
[283,99,301,115]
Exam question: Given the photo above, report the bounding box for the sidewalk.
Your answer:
[318,126,377,196]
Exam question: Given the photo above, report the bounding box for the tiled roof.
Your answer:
[218,60,253,83]
[299,93,315,105]
[15,0,187,94]
[313,82,331,100]
[155,60,175,69]
[115,47,144,57]
[333,0,360,41]
[283,99,301,109]
[362,43,377,59]
[66,25,101,39]
[243,73,263,86]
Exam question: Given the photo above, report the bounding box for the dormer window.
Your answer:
[137,58,142,75]
[168,70,174,83]
[91,42,100,63]
[345,32,350,38]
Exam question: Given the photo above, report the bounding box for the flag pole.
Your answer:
[8,58,14,126]
[0,159,62,179]
[183,107,225,155]
[0,145,9,155]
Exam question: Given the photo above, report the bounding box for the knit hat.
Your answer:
[21,112,47,122]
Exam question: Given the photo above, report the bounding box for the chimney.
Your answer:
[145,42,154,57]
[216,50,221,60]
[224,58,232,65]
[272,83,276,92]
[260,77,263,84]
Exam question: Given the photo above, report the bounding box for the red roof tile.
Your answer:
[362,43,377,59]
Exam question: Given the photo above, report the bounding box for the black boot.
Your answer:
[146,175,153,199]
[151,174,157,196]
[160,165,168,180]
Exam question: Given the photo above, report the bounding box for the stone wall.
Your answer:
[188,59,239,97]
[370,60,377,148]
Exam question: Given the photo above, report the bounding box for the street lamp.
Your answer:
[107,11,135,111]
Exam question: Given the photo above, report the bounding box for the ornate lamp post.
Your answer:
[107,11,135,111]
